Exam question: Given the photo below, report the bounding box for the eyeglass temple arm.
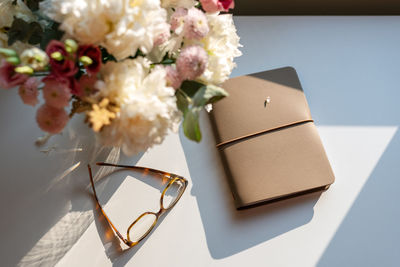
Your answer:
[96,162,187,181]
[87,164,132,246]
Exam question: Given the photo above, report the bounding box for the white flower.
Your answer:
[41,0,169,60]
[197,13,242,84]
[161,0,195,8]
[96,57,181,155]
[20,48,49,70]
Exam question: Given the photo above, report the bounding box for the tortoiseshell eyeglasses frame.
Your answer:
[87,162,188,248]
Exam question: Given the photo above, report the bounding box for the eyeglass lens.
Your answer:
[162,179,186,210]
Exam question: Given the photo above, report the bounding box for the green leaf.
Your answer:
[192,84,229,107]
[159,58,175,65]
[7,18,43,46]
[0,48,17,57]
[175,89,189,114]
[40,22,64,50]
[26,0,43,12]
[183,107,202,142]
[6,56,20,65]
[27,22,43,45]
[7,18,26,46]
[180,80,205,98]
[100,46,117,63]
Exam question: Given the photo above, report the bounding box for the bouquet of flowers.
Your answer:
[0,0,241,155]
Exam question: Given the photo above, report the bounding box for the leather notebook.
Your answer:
[208,67,335,210]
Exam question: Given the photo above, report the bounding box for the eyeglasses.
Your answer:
[87,162,188,248]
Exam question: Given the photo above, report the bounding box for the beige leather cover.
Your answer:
[209,67,335,209]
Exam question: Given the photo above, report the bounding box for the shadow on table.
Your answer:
[88,166,173,265]
[317,129,400,267]
[0,88,144,267]
[179,113,321,259]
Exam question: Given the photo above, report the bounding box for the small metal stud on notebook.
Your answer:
[264,96,271,108]
[205,104,213,113]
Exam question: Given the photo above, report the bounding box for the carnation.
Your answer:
[36,104,69,134]
[170,7,188,35]
[41,0,169,60]
[42,75,71,108]
[165,65,182,89]
[18,77,40,106]
[176,45,208,80]
[96,57,181,155]
[198,14,242,84]
[184,8,209,40]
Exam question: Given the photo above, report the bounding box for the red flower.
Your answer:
[46,40,78,77]
[0,60,28,89]
[79,75,98,97]
[219,0,234,10]
[78,45,102,75]
[200,0,234,12]
[69,77,82,96]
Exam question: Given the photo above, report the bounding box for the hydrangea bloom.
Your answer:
[41,0,169,60]
[96,57,181,155]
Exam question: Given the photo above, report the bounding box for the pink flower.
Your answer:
[36,104,69,134]
[79,75,98,97]
[200,0,235,12]
[184,8,209,40]
[0,60,28,89]
[77,45,102,75]
[176,45,208,80]
[42,75,71,108]
[170,8,188,34]
[46,40,78,77]
[154,24,171,46]
[165,66,182,89]
[18,77,40,106]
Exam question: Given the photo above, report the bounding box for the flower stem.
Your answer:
[31,71,51,77]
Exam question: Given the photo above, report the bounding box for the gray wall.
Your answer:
[233,0,400,15]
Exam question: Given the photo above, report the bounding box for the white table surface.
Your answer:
[1,16,400,267]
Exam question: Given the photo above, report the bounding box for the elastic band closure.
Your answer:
[216,119,314,148]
